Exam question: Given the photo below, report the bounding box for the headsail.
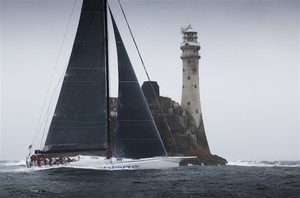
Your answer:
[42,0,108,155]
[110,10,167,159]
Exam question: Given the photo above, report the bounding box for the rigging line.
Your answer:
[32,0,78,147]
[40,111,50,148]
[117,0,179,153]
[38,71,65,148]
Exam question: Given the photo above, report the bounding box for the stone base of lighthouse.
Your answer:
[180,108,211,157]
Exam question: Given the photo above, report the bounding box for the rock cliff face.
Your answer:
[109,96,227,166]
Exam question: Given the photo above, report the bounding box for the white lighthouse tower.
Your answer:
[180,25,202,128]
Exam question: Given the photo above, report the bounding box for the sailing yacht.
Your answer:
[26,0,195,170]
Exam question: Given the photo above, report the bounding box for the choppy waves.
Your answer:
[228,160,300,167]
[0,160,26,167]
[1,160,299,198]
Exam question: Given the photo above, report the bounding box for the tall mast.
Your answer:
[104,0,110,148]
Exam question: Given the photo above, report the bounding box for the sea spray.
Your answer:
[227,160,300,167]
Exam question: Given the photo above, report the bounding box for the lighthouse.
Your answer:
[180,25,202,128]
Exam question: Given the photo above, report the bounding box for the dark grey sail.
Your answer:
[110,11,167,159]
[42,0,108,156]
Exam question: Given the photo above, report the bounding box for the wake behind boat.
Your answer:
[26,0,195,170]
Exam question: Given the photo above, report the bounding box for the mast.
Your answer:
[104,0,110,149]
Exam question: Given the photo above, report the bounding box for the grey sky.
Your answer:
[1,0,299,161]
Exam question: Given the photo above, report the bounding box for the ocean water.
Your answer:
[0,160,299,198]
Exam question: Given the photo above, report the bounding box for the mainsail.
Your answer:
[43,0,108,155]
[110,11,167,159]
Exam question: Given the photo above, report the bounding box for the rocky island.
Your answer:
[109,92,227,166]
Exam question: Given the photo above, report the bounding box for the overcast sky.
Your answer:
[1,0,299,161]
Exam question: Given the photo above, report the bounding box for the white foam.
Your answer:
[0,160,26,166]
[227,160,300,167]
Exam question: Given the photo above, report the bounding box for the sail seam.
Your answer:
[118,120,153,122]
[68,67,104,69]
[74,41,105,43]
[117,138,162,141]
[64,80,105,83]
[82,11,104,14]
[119,81,138,83]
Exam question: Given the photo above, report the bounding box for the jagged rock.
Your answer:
[180,154,228,166]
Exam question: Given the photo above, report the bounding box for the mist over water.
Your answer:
[1,160,299,198]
